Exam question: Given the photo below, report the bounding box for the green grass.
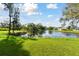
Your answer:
[22,37,79,56]
[57,30,79,34]
[1,31,79,56]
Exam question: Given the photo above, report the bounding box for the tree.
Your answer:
[3,3,14,35]
[26,23,38,37]
[47,26,54,34]
[26,23,46,37]
[60,18,66,28]
[61,3,79,29]
[36,24,46,37]
[12,7,20,33]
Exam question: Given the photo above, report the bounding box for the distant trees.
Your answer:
[26,23,46,37]
[0,20,9,28]
[26,23,38,37]
[47,26,54,34]
[36,24,46,37]
[0,20,9,31]
[22,23,58,37]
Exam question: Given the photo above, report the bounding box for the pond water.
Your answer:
[42,31,79,38]
[21,31,79,38]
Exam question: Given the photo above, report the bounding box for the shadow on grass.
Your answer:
[0,36,31,56]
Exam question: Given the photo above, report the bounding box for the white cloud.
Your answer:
[23,3,42,16]
[48,15,53,18]
[47,4,58,9]
[23,3,38,12]
[27,12,42,16]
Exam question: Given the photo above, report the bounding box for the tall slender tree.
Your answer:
[3,3,14,35]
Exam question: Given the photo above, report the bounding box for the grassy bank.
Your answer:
[57,30,79,34]
[0,31,79,56]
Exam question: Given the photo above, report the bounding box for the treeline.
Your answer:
[20,23,57,37]
[0,20,21,31]
[0,21,57,37]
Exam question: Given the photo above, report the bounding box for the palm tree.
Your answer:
[3,3,14,36]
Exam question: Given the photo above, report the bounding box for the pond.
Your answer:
[42,31,79,38]
[21,31,79,38]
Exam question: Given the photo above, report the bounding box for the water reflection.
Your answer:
[21,31,79,38]
[42,31,79,38]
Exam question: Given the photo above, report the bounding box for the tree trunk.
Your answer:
[13,21,15,34]
[8,16,11,35]
[7,15,11,39]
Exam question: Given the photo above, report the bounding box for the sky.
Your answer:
[0,3,66,27]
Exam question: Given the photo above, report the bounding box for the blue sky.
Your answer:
[0,3,66,27]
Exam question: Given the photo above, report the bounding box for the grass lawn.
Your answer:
[0,31,79,56]
[22,37,79,56]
